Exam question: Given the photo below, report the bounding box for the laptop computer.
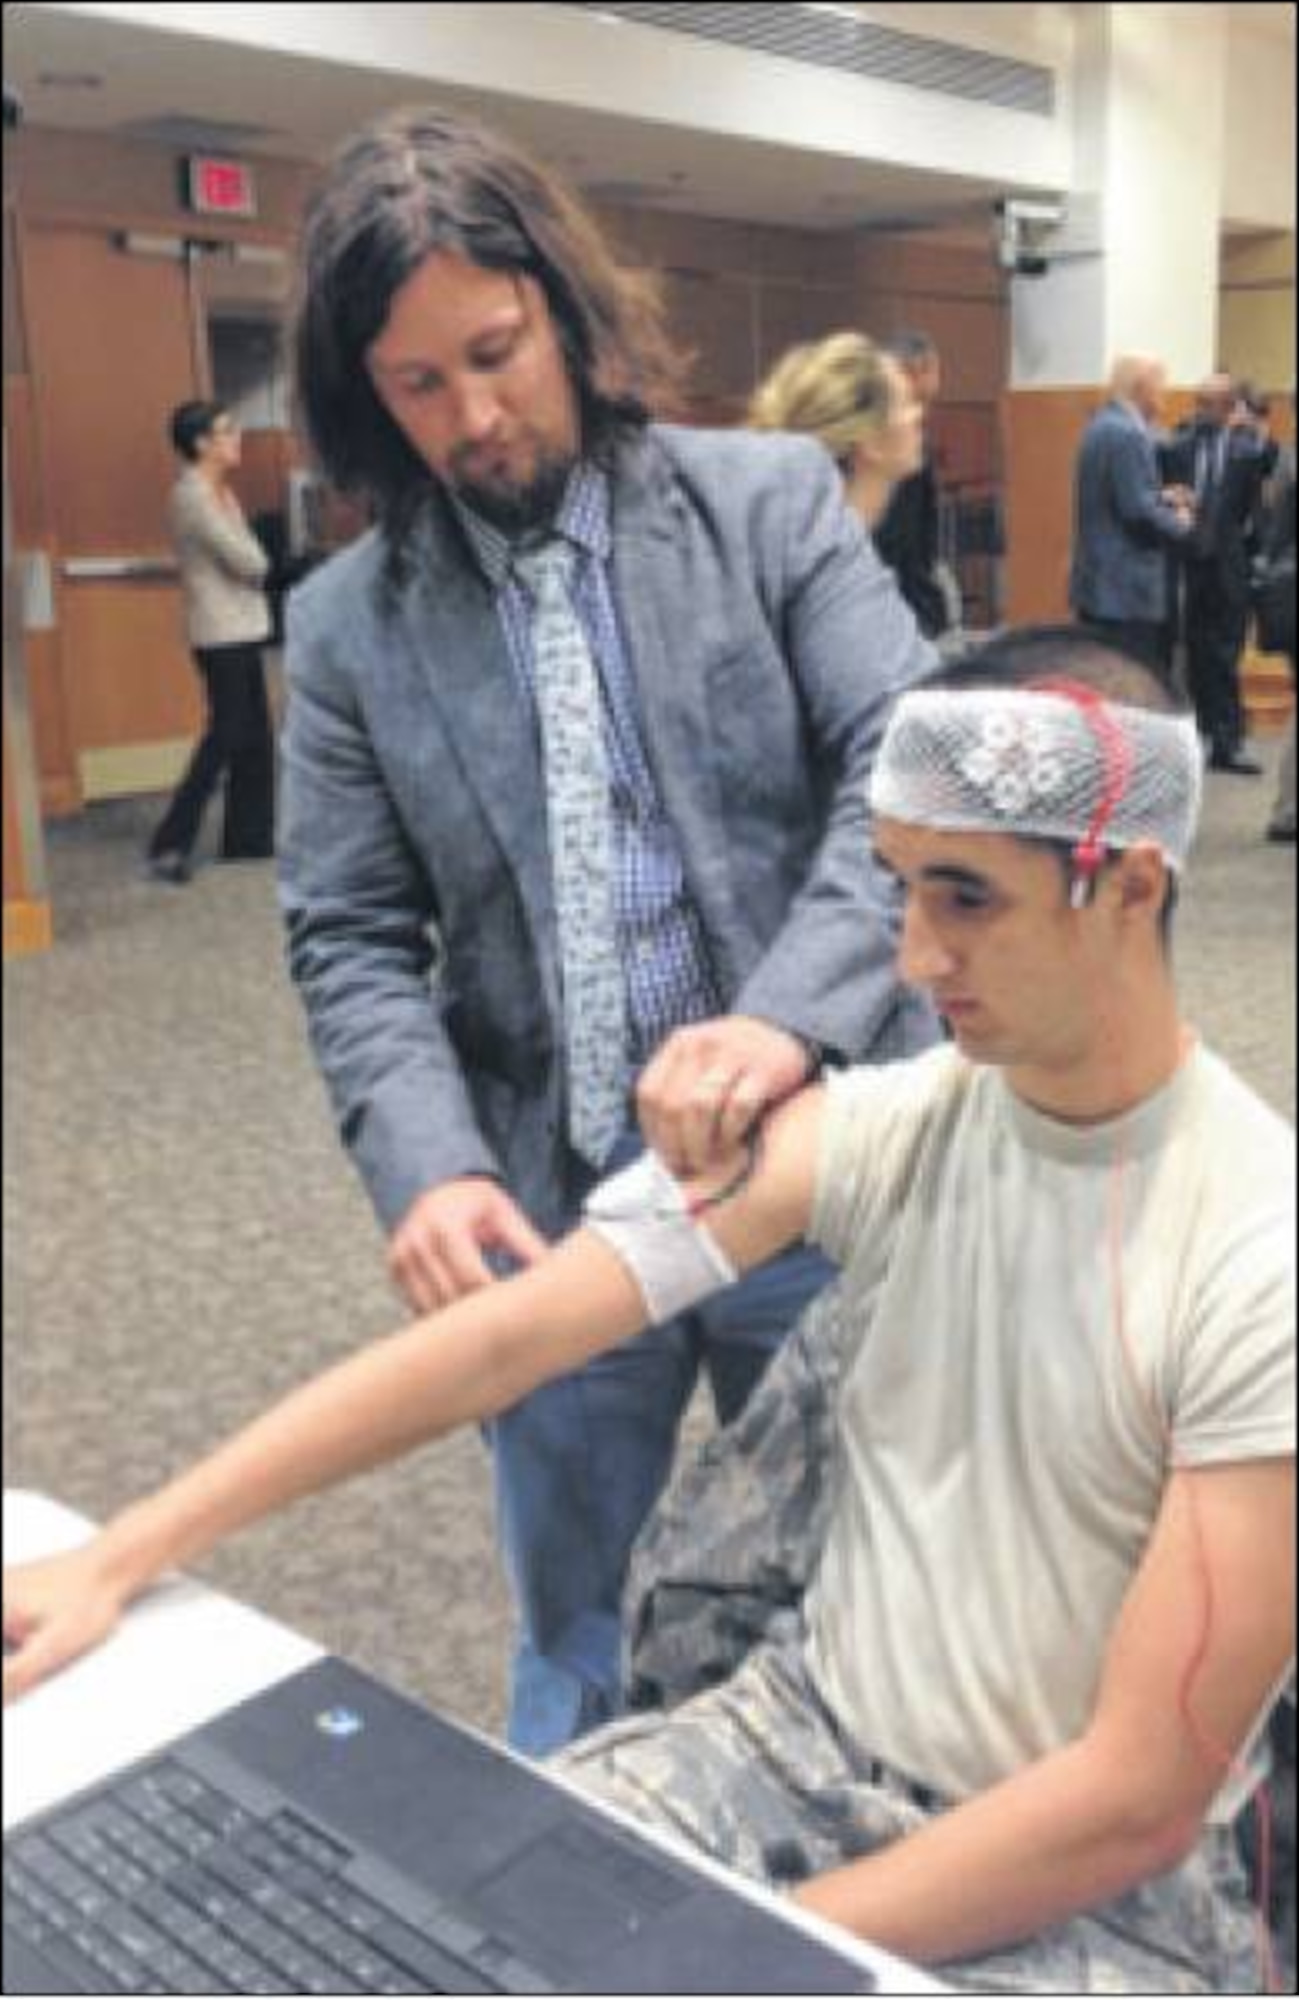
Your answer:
[3,1653,877,1994]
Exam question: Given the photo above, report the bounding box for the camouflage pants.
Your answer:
[554,1637,1265,1994]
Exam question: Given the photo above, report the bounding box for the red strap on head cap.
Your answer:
[1028,677,1134,904]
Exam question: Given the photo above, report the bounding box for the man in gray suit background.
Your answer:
[279,106,937,1756]
[1069,354,1194,675]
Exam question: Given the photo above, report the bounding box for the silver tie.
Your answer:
[515,541,627,1167]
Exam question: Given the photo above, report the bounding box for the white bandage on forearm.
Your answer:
[583,1151,738,1323]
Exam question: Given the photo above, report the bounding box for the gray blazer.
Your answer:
[1069,400,1189,623]
[279,425,937,1239]
[169,468,271,650]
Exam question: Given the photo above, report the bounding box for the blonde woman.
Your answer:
[748,330,924,532]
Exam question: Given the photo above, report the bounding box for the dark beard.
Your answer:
[451,447,575,540]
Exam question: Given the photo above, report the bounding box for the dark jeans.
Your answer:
[149,641,274,861]
[487,1126,834,1758]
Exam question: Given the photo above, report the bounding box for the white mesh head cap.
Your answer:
[869,685,1203,871]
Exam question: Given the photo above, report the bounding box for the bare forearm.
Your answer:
[796,1739,1194,1966]
[95,1240,645,1603]
[96,1321,489,1594]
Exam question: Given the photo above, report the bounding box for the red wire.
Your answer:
[1030,676,1134,879]
[1105,1132,1278,1992]
[1042,675,1279,1990]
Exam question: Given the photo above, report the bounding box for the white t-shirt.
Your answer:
[804,1040,1295,1819]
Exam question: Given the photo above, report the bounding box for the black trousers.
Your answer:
[1181,563,1249,758]
[149,641,274,861]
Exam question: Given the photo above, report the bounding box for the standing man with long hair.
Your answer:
[278,106,937,1755]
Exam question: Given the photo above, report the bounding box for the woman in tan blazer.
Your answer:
[146,400,275,882]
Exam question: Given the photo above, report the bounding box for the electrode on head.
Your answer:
[869,684,1202,876]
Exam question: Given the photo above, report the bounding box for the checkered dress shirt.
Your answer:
[451,465,720,1067]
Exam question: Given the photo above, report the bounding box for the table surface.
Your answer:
[3,1489,943,1993]
[3,1490,319,1831]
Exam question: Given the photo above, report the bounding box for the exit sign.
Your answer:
[185,155,257,218]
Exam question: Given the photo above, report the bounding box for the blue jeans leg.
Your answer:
[487,1136,834,1758]
[695,1240,836,1424]
[487,1316,696,1756]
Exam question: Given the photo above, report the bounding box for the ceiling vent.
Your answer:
[569,4,1055,115]
[114,113,282,152]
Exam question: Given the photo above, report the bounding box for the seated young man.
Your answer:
[5,628,1294,1994]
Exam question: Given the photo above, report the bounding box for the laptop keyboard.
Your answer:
[5,1757,531,1993]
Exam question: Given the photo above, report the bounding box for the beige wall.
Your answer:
[1218,231,1296,393]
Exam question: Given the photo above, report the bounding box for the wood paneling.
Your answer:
[852,237,1004,302]
[3,703,24,901]
[750,225,854,290]
[2,899,53,956]
[5,376,81,813]
[754,285,859,379]
[3,636,53,952]
[846,290,1007,403]
[3,205,27,377]
[21,623,80,818]
[234,428,303,522]
[1240,648,1294,734]
[1000,385,1200,627]
[929,405,998,489]
[660,268,756,402]
[1000,387,1098,623]
[59,579,201,758]
[22,226,196,552]
[19,222,210,795]
[5,374,44,544]
[594,203,870,411]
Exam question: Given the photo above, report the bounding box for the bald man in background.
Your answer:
[1070,354,1193,675]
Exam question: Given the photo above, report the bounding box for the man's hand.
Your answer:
[637,1016,816,1178]
[3,1545,129,1704]
[1160,484,1196,531]
[388,1177,550,1313]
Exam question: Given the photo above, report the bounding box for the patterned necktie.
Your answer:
[514,540,627,1167]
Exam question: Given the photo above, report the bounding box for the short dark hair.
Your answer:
[169,400,228,462]
[920,622,1184,712]
[887,329,938,366]
[292,106,686,553]
[917,623,1188,940]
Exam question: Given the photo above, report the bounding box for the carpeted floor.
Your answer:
[3,737,1294,1740]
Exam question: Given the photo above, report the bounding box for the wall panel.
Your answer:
[58,578,199,763]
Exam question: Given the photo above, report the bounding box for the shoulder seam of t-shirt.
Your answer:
[810,1043,967,1260]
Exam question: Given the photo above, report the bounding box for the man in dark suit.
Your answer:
[874,330,949,640]
[1069,354,1193,676]
[1160,374,1272,773]
[277,107,937,1756]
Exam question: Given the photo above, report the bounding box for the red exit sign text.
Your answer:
[185,155,257,218]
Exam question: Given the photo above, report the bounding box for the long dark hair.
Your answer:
[293,106,686,567]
